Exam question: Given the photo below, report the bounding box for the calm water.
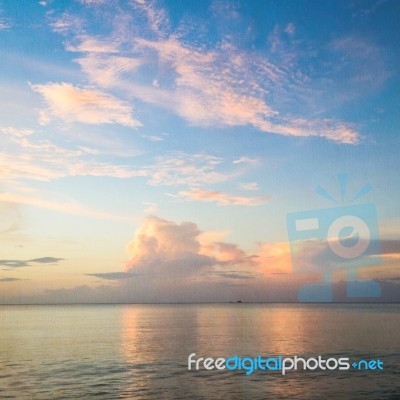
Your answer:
[0,304,399,399]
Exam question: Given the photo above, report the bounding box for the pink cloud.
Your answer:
[125,215,215,274]
[31,82,141,127]
[179,188,271,206]
[239,182,260,191]
[125,216,254,276]
[255,242,293,274]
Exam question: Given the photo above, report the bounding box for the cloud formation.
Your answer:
[0,202,22,239]
[0,11,10,30]
[54,1,363,144]
[179,188,271,206]
[125,215,216,275]
[0,188,131,221]
[31,82,141,127]
[239,182,260,191]
[255,238,400,276]
[1,127,240,187]
[0,278,23,282]
[86,272,137,280]
[119,215,256,281]
[0,126,138,182]
[142,152,229,186]
[255,242,293,274]
[0,257,63,268]
[80,216,258,294]
[1,125,260,215]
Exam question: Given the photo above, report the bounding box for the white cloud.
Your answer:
[142,134,166,142]
[284,23,295,35]
[0,126,140,181]
[179,188,271,206]
[75,54,142,87]
[66,36,121,53]
[330,36,390,90]
[239,182,259,191]
[131,0,170,39]
[125,37,281,130]
[53,0,362,144]
[78,0,106,5]
[125,215,215,274]
[50,13,83,34]
[0,20,10,29]
[143,201,158,214]
[233,156,260,165]
[143,152,229,186]
[0,126,34,138]
[0,8,11,30]
[0,202,22,241]
[31,82,141,127]
[0,128,242,188]
[0,185,132,221]
[125,215,252,276]
[264,118,360,144]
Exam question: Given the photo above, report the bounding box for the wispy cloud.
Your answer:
[0,126,139,182]
[50,13,83,34]
[75,54,142,87]
[78,0,107,5]
[31,82,142,127]
[1,128,249,195]
[351,0,388,17]
[284,22,295,35]
[0,10,11,30]
[58,1,362,144]
[330,36,390,90]
[142,152,229,186]
[142,133,168,142]
[0,277,24,282]
[233,156,260,165]
[239,182,260,191]
[132,0,170,39]
[179,188,271,206]
[0,202,22,239]
[143,201,158,214]
[0,189,132,221]
[66,35,121,53]
[0,257,63,268]
[0,20,10,29]
[86,272,136,280]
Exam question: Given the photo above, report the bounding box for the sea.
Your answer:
[0,304,399,399]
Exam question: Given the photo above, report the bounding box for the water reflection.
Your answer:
[0,304,399,399]
[119,304,400,399]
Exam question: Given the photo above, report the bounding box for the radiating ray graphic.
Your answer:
[315,174,372,205]
[350,183,373,203]
[338,172,348,203]
[315,185,338,204]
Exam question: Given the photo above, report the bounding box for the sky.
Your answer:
[0,0,399,303]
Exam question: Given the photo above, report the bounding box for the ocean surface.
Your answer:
[0,304,399,399]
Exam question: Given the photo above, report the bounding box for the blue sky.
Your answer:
[0,0,399,303]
